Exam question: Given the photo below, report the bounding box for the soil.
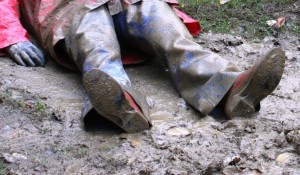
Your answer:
[1,16,300,175]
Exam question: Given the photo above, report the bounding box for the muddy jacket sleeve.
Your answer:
[0,0,29,52]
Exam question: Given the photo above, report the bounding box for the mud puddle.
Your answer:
[0,32,300,174]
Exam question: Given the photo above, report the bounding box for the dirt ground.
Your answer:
[1,22,300,175]
[1,32,299,175]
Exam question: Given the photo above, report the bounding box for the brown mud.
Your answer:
[1,34,300,174]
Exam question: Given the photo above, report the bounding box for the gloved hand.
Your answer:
[5,41,46,67]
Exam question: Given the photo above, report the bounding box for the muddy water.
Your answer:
[0,33,300,174]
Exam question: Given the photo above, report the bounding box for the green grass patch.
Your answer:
[179,0,299,39]
[0,90,49,120]
[0,159,8,175]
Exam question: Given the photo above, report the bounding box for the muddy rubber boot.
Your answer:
[83,69,151,133]
[224,48,286,119]
[62,6,151,133]
[113,1,241,115]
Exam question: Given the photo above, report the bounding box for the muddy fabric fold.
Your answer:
[111,1,241,114]
[12,0,185,68]
[0,0,200,62]
[1,0,240,120]
[63,0,240,118]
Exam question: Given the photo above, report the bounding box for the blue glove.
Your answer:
[5,41,46,67]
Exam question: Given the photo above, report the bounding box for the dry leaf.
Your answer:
[276,152,297,164]
[274,17,286,29]
[130,139,141,147]
[166,127,191,136]
[267,17,286,29]
[266,20,277,27]
[220,0,231,4]
[12,153,27,160]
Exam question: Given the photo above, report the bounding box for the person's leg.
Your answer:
[115,0,285,118]
[64,5,151,133]
[114,1,240,115]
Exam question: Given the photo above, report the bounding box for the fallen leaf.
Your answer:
[130,139,141,147]
[166,127,191,136]
[276,152,297,164]
[12,153,27,160]
[220,0,231,4]
[267,17,286,29]
[266,20,277,27]
[274,17,286,29]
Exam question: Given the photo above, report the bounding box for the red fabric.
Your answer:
[0,0,29,55]
[173,7,202,36]
[121,50,150,65]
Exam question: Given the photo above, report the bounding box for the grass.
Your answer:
[34,98,47,112]
[179,0,300,39]
[61,144,89,159]
[0,159,8,175]
[0,90,49,119]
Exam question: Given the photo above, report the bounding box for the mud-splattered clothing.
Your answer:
[0,0,240,117]
[72,1,240,117]
[0,0,200,68]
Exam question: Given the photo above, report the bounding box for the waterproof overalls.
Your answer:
[0,0,240,132]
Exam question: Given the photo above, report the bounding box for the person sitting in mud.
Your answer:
[0,0,286,133]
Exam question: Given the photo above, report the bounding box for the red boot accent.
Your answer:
[124,91,143,115]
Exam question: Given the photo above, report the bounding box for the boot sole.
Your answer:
[225,48,286,119]
[83,69,150,133]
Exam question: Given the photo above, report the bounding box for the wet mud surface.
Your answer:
[1,33,300,174]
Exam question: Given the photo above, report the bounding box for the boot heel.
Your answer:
[230,95,256,118]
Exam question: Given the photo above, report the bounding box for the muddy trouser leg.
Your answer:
[64,5,151,133]
[114,1,241,115]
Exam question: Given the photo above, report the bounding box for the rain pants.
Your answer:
[0,0,240,117]
[0,0,200,67]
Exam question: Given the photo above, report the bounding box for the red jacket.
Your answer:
[0,0,201,67]
[0,0,29,49]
